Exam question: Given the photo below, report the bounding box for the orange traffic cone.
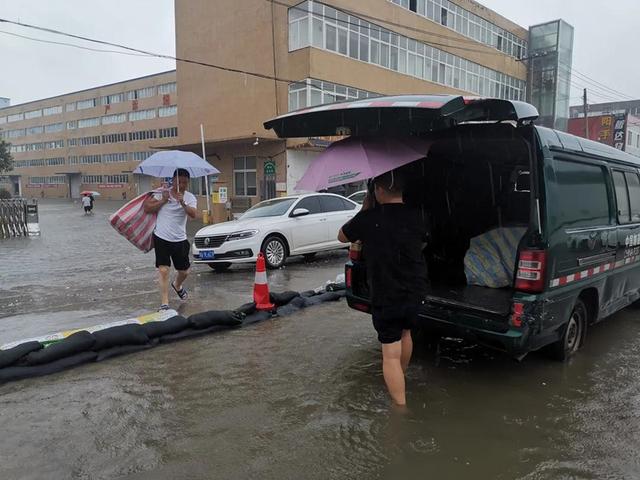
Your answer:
[254,252,275,311]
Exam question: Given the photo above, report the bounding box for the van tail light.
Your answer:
[511,302,524,327]
[515,250,547,293]
[345,267,352,289]
[349,242,362,261]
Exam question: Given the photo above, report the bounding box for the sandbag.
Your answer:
[270,291,300,306]
[276,297,305,317]
[159,325,231,344]
[326,282,346,292]
[235,302,257,315]
[187,310,244,330]
[140,315,189,338]
[24,331,95,366]
[242,311,272,325]
[92,324,150,351]
[96,340,158,362]
[0,351,98,384]
[300,290,317,298]
[0,341,43,368]
[302,291,343,307]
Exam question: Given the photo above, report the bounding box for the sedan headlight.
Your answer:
[227,229,259,241]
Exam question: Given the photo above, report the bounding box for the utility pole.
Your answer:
[583,88,589,139]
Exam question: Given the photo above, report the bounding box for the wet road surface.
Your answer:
[1,200,640,479]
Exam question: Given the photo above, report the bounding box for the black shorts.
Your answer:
[371,304,420,344]
[153,234,191,271]
[84,206,91,213]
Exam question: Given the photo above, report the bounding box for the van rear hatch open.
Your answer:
[265,95,541,355]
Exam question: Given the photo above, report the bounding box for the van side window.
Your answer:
[552,159,610,228]
[625,172,640,223]
[613,171,631,223]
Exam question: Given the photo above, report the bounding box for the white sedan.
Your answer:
[192,193,360,270]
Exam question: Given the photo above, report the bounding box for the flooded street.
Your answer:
[1,200,640,479]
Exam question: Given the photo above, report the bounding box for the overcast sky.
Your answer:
[0,0,638,107]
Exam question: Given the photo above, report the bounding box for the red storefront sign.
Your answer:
[568,114,615,146]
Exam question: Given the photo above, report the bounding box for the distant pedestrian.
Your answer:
[338,170,429,407]
[89,195,95,211]
[143,168,198,311]
[81,195,92,215]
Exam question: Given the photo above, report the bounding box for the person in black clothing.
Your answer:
[338,170,428,406]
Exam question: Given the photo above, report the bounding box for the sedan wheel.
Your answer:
[262,236,287,269]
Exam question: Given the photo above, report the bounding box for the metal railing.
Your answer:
[0,199,40,238]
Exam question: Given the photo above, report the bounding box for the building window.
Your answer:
[69,156,79,165]
[289,1,526,100]
[14,160,29,168]
[29,176,65,185]
[25,142,45,152]
[29,159,46,167]
[159,127,178,138]
[288,78,379,112]
[158,105,178,117]
[233,156,257,197]
[103,153,129,163]
[127,87,155,100]
[0,116,6,125]
[67,120,77,130]
[128,109,156,121]
[81,155,99,165]
[46,157,65,166]
[7,113,24,122]
[27,125,44,135]
[130,151,154,162]
[102,133,128,144]
[158,82,177,94]
[43,105,63,116]
[44,140,64,150]
[24,109,43,119]
[628,132,633,146]
[44,122,64,133]
[77,117,101,128]
[104,174,129,184]
[76,98,97,110]
[65,103,76,112]
[7,128,26,138]
[101,93,125,105]
[69,136,101,147]
[129,130,157,141]
[101,113,127,125]
[82,175,103,184]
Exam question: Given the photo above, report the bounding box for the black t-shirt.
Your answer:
[342,203,429,308]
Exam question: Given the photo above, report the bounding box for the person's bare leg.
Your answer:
[174,269,189,291]
[400,329,413,373]
[381,341,406,406]
[158,266,170,305]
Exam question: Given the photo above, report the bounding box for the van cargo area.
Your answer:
[404,123,533,317]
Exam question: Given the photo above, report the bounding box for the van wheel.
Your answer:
[261,236,287,269]
[550,298,588,361]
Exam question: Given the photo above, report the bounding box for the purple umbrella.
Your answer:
[295,136,432,192]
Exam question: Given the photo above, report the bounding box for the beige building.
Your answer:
[0,71,177,200]
[173,0,528,209]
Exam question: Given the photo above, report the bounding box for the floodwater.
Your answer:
[1,200,640,480]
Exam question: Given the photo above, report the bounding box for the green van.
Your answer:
[264,94,640,360]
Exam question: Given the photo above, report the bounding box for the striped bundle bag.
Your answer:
[464,227,526,288]
[109,192,157,253]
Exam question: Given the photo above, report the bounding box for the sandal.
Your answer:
[171,282,188,300]
[158,304,170,311]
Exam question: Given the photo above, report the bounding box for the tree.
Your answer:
[0,140,13,174]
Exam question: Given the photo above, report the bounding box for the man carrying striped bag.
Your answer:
[143,169,198,311]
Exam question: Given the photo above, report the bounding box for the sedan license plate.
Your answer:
[200,250,215,260]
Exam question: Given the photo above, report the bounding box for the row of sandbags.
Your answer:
[0,288,345,385]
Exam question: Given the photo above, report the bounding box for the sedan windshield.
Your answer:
[240,198,297,219]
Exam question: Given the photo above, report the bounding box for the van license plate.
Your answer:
[200,250,215,260]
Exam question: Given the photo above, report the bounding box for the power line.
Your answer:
[0,17,305,87]
[559,62,635,101]
[0,29,154,57]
